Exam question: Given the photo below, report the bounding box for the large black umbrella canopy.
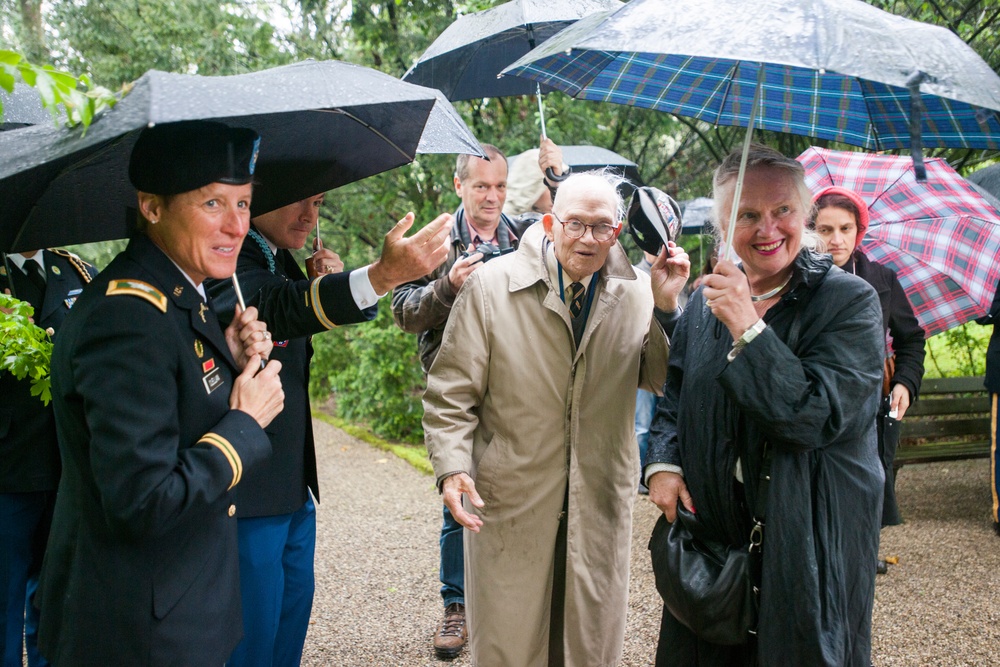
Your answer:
[0,83,51,130]
[0,60,484,253]
[402,0,623,101]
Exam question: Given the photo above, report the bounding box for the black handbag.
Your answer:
[649,505,757,645]
[649,446,772,646]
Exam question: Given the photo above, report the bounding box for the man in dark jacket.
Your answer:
[209,194,452,667]
[1,249,95,667]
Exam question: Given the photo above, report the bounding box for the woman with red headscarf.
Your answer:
[811,186,926,528]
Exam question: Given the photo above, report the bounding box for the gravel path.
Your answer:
[304,419,1000,666]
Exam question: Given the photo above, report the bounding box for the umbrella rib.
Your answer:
[321,109,414,162]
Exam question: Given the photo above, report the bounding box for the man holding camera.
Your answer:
[391,144,516,660]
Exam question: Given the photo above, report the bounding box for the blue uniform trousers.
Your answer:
[0,492,53,667]
[227,497,316,667]
[440,505,464,608]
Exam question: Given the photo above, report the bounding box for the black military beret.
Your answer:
[128,120,260,195]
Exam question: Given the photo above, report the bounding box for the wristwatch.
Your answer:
[727,318,767,363]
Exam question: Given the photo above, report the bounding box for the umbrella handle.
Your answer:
[231,274,267,371]
[723,66,765,263]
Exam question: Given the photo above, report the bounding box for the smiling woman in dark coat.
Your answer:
[645,144,885,666]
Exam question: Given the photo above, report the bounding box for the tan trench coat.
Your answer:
[424,222,669,666]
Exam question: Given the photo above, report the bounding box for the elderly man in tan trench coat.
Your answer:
[423,172,690,666]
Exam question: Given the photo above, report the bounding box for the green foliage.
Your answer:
[0,49,117,131]
[924,322,990,378]
[0,292,53,404]
[47,1,292,84]
[310,306,426,443]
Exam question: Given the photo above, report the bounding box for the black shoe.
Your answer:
[876,559,888,575]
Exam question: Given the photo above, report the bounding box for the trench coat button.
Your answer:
[228,504,236,517]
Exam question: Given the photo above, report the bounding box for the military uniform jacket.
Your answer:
[0,249,96,492]
[207,230,374,517]
[37,233,272,667]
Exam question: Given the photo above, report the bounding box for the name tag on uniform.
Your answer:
[203,367,224,395]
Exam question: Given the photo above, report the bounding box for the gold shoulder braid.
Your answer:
[48,248,95,283]
[106,279,168,313]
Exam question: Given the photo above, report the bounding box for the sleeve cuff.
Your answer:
[644,462,683,485]
[350,265,383,310]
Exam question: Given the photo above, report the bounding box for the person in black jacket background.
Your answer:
[208,192,452,667]
[811,186,926,527]
[1,248,96,667]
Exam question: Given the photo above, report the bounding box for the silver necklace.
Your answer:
[750,274,792,302]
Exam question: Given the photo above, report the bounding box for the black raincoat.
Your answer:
[648,249,885,666]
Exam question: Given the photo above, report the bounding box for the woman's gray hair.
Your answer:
[709,143,814,245]
[553,168,631,225]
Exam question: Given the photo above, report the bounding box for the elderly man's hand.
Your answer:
[368,212,454,295]
[650,241,690,312]
[441,472,485,532]
[648,471,694,523]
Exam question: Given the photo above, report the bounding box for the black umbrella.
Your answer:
[402,0,622,136]
[0,83,51,130]
[507,144,642,184]
[0,59,483,253]
[967,164,1000,204]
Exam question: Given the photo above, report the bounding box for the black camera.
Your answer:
[461,242,514,264]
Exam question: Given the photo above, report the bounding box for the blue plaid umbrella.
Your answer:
[503,0,1000,154]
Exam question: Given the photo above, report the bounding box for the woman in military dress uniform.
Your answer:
[37,121,285,666]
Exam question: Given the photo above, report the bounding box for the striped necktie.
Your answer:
[567,282,586,319]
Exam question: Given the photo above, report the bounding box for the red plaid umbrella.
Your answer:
[797,146,1000,337]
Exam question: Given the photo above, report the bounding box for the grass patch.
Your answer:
[312,404,433,476]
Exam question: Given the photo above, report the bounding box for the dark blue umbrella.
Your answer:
[504,0,1000,256]
[504,0,1000,154]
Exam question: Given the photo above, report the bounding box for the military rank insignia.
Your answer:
[173,285,184,297]
[194,340,204,358]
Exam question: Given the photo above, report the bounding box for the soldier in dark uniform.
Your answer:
[208,191,453,667]
[36,120,285,666]
[1,248,96,667]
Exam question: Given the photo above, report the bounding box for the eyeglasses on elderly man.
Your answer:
[549,211,619,242]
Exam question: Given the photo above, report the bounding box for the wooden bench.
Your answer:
[896,376,992,465]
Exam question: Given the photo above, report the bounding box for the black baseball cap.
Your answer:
[129,120,260,195]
